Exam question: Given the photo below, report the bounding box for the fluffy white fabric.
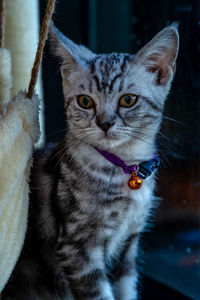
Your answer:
[0,91,40,292]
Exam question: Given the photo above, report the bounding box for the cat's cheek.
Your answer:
[66,108,95,129]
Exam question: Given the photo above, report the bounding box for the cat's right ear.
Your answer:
[49,23,95,78]
[133,23,179,86]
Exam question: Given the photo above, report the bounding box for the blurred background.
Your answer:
[39,0,200,299]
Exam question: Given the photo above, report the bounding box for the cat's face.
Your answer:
[50,24,179,151]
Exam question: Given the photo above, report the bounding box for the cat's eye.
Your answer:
[77,95,94,109]
[119,94,138,108]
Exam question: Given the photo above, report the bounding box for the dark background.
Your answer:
[39,1,200,299]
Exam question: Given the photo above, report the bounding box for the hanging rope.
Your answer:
[0,0,5,48]
[27,0,56,99]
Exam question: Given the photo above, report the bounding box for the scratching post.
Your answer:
[4,0,42,97]
[0,0,56,292]
[0,0,5,48]
[0,0,11,112]
[4,0,44,146]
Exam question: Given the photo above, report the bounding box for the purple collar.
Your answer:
[94,147,160,180]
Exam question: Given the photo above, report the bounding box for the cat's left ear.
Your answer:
[49,22,95,77]
[134,23,179,85]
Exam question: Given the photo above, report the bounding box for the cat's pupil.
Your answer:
[83,97,89,106]
[125,95,132,104]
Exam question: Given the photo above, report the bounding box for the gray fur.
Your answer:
[2,24,179,300]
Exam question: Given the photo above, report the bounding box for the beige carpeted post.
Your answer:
[0,0,11,112]
[4,0,42,98]
[0,5,40,292]
[4,0,44,147]
[0,0,56,292]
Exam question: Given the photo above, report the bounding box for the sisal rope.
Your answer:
[27,0,56,99]
[0,0,5,48]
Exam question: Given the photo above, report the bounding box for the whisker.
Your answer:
[157,131,171,141]
[53,132,94,169]
[51,130,94,160]
[157,130,182,148]
[158,140,178,153]
[162,115,186,126]
[118,127,155,135]
[47,128,68,138]
[158,151,172,168]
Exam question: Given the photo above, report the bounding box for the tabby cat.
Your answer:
[2,23,179,300]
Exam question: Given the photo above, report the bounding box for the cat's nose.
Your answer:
[96,119,114,133]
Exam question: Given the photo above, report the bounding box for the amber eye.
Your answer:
[119,94,138,108]
[77,95,94,109]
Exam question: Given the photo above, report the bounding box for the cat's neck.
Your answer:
[65,132,156,166]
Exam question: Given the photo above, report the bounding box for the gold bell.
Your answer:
[128,171,143,190]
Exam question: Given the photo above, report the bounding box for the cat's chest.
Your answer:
[96,173,154,250]
[100,177,153,224]
[70,158,154,225]
[65,154,154,239]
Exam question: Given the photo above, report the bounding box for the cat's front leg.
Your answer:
[113,234,139,300]
[57,242,115,300]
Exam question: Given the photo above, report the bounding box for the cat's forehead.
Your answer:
[86,53,132,93]
[89,53,131,76]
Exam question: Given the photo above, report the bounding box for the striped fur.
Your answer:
[2,24,179,300]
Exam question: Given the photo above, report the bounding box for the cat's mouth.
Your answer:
[100,130,119,140]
